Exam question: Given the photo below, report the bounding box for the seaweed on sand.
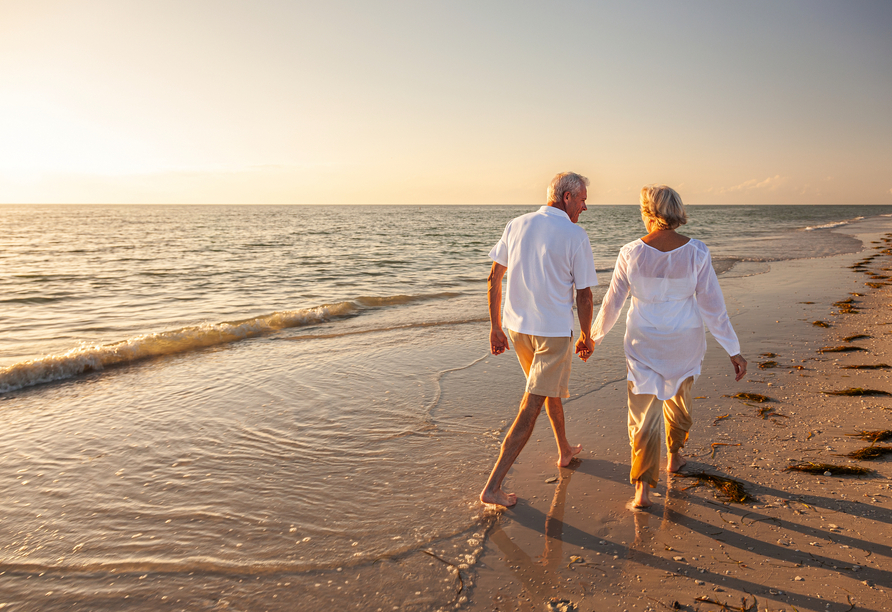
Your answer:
[840,364,890,370]
[837,303,859,313]
[678,472,750,503]
[758,361,777,369]
[822,388,892,397]
[786,462,871,476]
[729,392,773,403]
[843,334,871,342]
[760,352,778,358]
[865,282,887,289]
[819,346,868,353]
[844,446,892,460]
[757,406,787,419]
[813,321,831,328]
[847,429,892,443]
[834,297,856,305]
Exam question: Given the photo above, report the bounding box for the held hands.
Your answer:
[575,334,595,362]
[730,354,747,381]
[490,327,509,355]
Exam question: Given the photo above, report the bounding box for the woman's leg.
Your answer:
[663,377,694,472]
[627,382,662,506]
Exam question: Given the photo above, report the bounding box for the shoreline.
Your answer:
[465,217,892,612]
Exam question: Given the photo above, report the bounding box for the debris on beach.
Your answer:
[758,360,778,369]
[694,595,756,612]
[865,282,887,289]
[844,446,892,460]
[545,476,558,484]
[757,405,787,419]
[841,364,891,370]
[729,392,773,403]
[678,472,749,503]
[786,462,871,476]
[819,346,868,353]
[712,414,731,425]
[546,597,579,612]
[760,352,778,358]
[813,320,831,327]
[843,334,872,342]
[835,300,859,313]
[822,388,892,397]
[847,429,892,442]
[709,442,741,457]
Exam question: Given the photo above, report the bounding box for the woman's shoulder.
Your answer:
[686,238,710,253]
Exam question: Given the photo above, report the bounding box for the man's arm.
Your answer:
[575,287,594,361]
[488,262,509,355]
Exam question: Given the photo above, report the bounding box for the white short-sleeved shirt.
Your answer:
[489,206,599,337]
[592,238,740,399]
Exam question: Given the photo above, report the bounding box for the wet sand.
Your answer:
[466,222,892,612]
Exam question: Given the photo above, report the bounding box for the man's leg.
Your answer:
[544,397,583,467]
[480,392,546,507]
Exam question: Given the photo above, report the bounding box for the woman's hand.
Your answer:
[730,354,747,381]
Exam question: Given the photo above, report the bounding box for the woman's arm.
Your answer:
[695,248,741,357]
[591,251,631,345]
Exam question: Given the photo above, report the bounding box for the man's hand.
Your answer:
[575,334,594,362]
[730,354,747,381]
[490,327,509,355]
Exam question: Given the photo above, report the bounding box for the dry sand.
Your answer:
[463,222,892,612]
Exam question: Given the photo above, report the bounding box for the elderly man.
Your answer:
[480,172,598,508]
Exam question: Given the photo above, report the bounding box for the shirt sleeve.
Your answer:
[591,249,630,345]
[570,232,599,290]
[695,247,741,356]
[489,223,510,266]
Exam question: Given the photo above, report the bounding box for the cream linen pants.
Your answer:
[627,376,694,488]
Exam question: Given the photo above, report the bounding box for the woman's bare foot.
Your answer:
[667,451,687,473]
[480,487,518,507]
[558,444,583,467]
[633,480,653,508]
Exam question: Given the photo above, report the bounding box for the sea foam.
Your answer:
[0,302,358,394]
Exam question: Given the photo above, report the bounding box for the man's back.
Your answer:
[490,206,598,338]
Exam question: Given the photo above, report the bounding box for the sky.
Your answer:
[1,0,891,205]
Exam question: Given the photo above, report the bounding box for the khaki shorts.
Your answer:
[508,330,572,398]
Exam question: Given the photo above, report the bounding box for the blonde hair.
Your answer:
[547,172,589,206]
[640,184,687,230]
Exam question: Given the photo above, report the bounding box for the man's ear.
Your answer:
[563,191,571,204]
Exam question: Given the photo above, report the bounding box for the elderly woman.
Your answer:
[592,185,747,508]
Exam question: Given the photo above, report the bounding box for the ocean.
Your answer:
[1,204,889,610]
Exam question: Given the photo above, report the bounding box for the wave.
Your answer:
[803,217,864,231]
[0,292,461,394]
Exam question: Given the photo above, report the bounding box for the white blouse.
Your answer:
[592,238,741,400]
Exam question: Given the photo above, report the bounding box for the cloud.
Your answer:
[719,175,784,194]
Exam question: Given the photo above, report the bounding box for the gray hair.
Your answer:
[547,172,590,205]
[640,184,687,230]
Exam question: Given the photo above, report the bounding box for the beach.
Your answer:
[1,206,892,611]
[465,220,892,612]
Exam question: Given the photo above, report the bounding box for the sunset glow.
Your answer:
[1,0,890,204]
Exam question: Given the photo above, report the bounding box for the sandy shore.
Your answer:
[465,219,892,612]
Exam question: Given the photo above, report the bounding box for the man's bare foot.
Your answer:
[480,487,518,507]
[633,480,653,508]
[667,451,687,473]
[558,444,583,467]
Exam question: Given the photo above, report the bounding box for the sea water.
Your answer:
[0,204,888,610]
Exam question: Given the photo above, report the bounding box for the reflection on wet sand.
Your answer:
[489,461,585,604]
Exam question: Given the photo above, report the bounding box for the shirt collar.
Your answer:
[540,205,570,221]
